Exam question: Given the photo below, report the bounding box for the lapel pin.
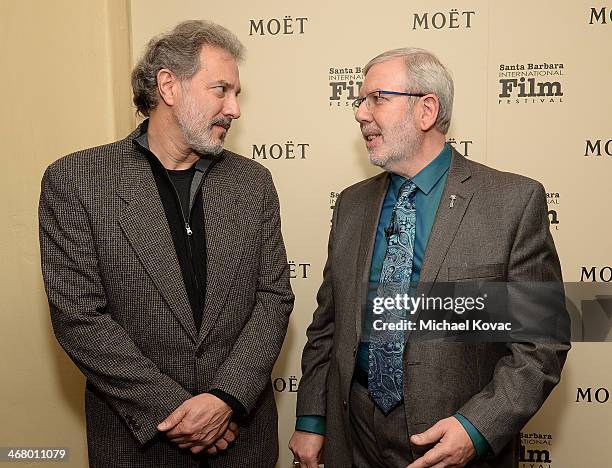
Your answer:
[449,194,457,208]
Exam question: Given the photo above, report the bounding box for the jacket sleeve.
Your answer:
[209,169,294,414]
[457,182,571,454]
[39,162,192,445]
[295,191,343,418]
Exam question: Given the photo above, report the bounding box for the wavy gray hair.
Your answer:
[131,20,245,116]
[364,48,454,134]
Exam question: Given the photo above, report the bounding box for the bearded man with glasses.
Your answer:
[289,48,569,468]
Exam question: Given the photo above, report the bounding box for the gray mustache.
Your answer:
[211,117,232,130]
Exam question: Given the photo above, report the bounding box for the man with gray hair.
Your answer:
[290,48,568,467]
[39,20,293,467]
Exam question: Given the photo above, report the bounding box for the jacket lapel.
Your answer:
[117,142,198,342]
[418,149,475,289]
[354,173,389,340]
[196,157,247,347]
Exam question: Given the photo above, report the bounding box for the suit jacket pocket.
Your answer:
[447,263,506,281]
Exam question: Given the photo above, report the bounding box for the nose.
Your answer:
[354,101,372,124]
[224,94,241,120]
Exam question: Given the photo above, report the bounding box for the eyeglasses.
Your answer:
[352,90,427,114]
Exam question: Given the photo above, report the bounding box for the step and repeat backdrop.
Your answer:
[128,1,611,466]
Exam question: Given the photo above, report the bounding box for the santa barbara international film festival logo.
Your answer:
[498,62,564,104]
[329,66,363,108]
[546,191,561,231]
[329,191,340,225]
[519,432,553,468]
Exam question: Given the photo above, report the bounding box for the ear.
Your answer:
[415,94,440,132]
[156,68,180,107]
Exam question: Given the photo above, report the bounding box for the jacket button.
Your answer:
[342,400,348,410]
[352,347,356,357]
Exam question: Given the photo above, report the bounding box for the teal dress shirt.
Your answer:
[296,145,491,459]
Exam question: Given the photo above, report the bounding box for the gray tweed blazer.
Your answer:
[39,124,294,468]
[297,149,570,468]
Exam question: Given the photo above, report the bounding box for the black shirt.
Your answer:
[150,159,207,331]
[165,165,207,331]
[167,166,196,220]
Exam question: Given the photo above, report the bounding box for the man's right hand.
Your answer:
[289,431,325,468]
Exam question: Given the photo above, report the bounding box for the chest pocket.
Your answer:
[447,263,506,281]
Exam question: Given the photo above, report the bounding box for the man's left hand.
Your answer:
[157,393,233,449]
[190,422,239,455]
[406,417,476,468]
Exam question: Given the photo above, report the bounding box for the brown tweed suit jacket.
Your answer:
[39,125,294,468]
[297,150,570,468]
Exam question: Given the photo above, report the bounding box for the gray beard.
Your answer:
[175,88,226,156]
[368,132,422,170]
[368,150,403,168]
[178,120,224,156]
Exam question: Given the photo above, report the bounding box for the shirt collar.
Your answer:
[132,118,151,151]
[390,143,452,195]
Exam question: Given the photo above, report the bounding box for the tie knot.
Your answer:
[398,179,418,200]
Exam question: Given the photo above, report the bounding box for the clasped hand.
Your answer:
[157,393,237,455]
